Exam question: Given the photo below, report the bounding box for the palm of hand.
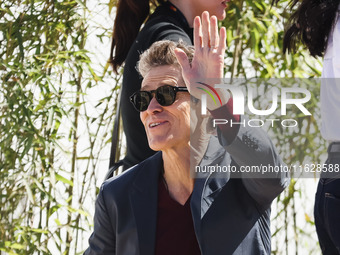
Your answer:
[175,12,226,101]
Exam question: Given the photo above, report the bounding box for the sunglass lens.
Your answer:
[157,86,175,106]
[133,91,150,111]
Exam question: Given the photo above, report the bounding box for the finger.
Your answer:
[193,16,202,49]
[210,16,219,48]
[217,27,227,54]
[201,11,210,48]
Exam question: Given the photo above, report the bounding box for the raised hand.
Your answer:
[175,11,228,110]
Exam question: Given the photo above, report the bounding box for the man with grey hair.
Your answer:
[85,12,289,255]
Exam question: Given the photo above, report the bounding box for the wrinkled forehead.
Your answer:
[141,65,185,90]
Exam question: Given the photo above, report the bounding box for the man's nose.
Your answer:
[145,97,163,114]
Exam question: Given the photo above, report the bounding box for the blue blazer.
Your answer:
[85,122,289,255]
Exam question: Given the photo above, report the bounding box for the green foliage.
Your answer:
[0,0,118,254]
[223,0,322,78]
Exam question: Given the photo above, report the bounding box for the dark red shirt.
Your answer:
[154,177,201,255]
[154,100,239,254]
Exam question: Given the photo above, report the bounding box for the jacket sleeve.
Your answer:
[84,184,116,255]
[217,116,290,207]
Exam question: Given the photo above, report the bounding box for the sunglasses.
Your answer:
[129,85,189,112]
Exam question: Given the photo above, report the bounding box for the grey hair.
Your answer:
[138,40,194,77]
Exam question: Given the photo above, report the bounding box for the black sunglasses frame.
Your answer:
[129,85,188,112]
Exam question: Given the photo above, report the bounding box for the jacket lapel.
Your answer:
[129,152,163,255]
[201,152,231,218]
[191,136,232,221]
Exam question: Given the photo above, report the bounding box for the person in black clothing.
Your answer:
[108,0,230,173]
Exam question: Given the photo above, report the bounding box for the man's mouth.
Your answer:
[149,121,167,128]
[150,122,161,128]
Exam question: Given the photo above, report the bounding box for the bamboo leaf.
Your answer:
[55,173,73,186]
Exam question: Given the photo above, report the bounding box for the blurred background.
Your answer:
[0,0,325,254]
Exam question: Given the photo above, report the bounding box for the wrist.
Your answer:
[206,88,230,111]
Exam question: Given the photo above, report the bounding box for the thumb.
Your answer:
[174,48,191,75]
